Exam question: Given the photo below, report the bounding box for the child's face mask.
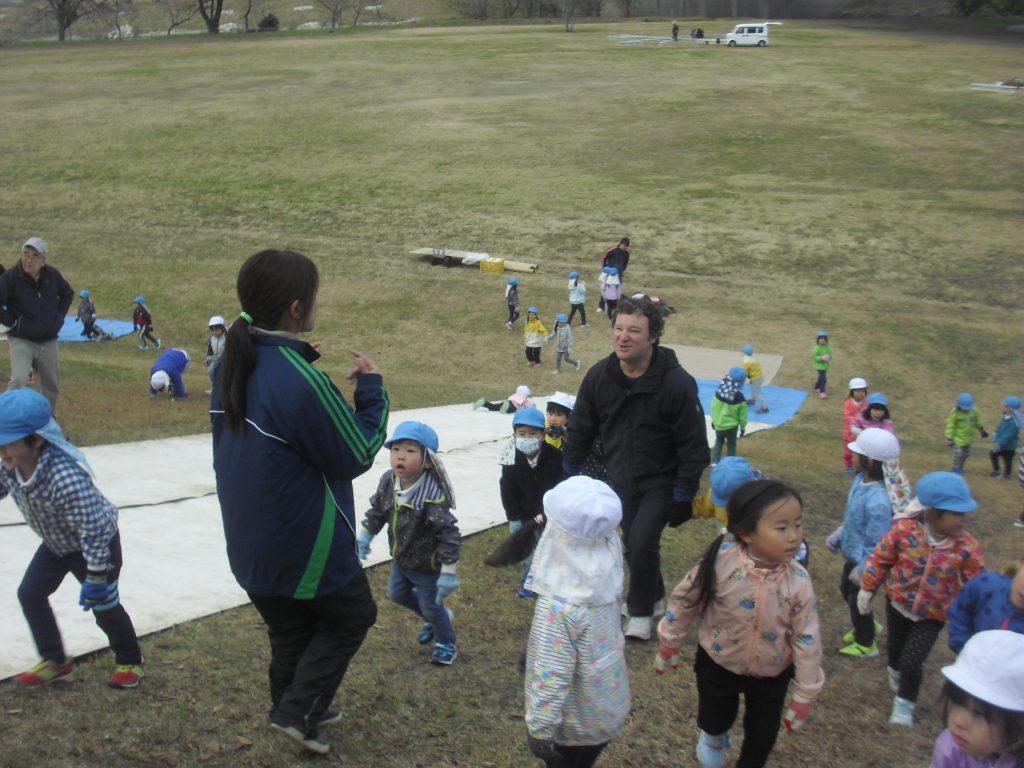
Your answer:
[515,437,542,456]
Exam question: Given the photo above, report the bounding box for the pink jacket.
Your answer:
[850,414,895,436]
[861,517,985,622]
[658,541,825,701]
[843,397,866,442]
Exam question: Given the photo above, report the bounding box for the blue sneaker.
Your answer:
[417,623,434,645]
[517,588,537,599]
[430,642,458,666]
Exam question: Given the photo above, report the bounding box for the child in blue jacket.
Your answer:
[149,348,190,400]
[990,396,1021,479]
[947,556,1024,653]
[839,428,901,658]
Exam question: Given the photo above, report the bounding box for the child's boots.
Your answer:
[696,730,731,768]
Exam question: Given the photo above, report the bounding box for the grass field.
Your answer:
[0,18,1022,767]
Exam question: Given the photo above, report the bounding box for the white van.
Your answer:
[725,21,780,47]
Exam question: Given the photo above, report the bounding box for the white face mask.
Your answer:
[515,437,542,456]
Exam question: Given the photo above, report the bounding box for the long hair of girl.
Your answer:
[221,249,319,432]
[683,479,803,617]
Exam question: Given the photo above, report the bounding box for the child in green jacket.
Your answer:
[812,331,832,400]
[945,392,988,475]
[711,367,749,464]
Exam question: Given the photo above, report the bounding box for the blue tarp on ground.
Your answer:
[58,317,135,342]
[697,378,807,427]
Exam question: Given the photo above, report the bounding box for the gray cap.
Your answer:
[23,237,48,257]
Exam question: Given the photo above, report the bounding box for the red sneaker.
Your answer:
[109,662,144,689]
[13,659,75,688]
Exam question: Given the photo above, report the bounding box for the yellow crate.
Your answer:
[479,257,505,275]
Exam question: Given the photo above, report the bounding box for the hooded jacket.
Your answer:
[0,263,73,342]
[362,468,460,573]
[500,442,564,523]
[211,334,388,598]
[566,346,709,500]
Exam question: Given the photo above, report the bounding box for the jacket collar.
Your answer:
[250,330,320,364]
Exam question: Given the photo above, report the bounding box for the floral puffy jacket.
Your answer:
[861,517,985,622]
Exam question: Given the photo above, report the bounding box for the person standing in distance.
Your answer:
[564,295,709,641]
[0,238,73,412]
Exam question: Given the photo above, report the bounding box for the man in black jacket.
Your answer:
[0,238,73,411]
[564,296,709,641]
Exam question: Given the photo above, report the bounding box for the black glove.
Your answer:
[527,735,561,761]
[979,429,989,439]
[667,500,693,528]
[561,458,581,478]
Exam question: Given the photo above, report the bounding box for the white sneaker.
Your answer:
[621,599,666,618]
[887,667,900,694]
[623,615,653,641]
[889,696,915,726]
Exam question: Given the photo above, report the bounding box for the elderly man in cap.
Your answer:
[0,238,74,411]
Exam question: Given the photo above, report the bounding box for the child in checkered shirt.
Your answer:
[0,388,144,690]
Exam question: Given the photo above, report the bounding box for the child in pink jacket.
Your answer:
[859,472,986,728]
[656,479,825,768]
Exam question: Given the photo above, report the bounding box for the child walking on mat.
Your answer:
[2,388,144,690]
[523,476,631,768]
[656,479,825,768]
[858,471,986,726]
[358,421,461,666]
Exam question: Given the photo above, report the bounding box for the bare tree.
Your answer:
[197,0,223,32]
[500,0,524,17]
[105,0,136,38]
[34,0,104,41]
[614,0,632,17]
[448,0,490,19]
[318,0,346,29]
[349,1,365,25]
[164,0,195,34]
[242,0,267,31]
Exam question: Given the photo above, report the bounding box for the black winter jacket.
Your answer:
[0,263,73,341]
[500,443,565,524]
[565,345,709,500]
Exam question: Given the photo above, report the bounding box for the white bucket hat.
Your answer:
[150,371,171,391]
[544,475,622,539]
[847,428,900,462]
[942,630,1024,712]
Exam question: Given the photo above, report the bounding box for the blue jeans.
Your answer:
[387,562,455,646]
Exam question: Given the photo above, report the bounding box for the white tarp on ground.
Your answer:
[0,347,784,681]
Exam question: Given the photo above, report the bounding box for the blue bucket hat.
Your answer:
[1004,396,1022,409]
[0,389,51,444]
[710,457,755,507]
[728,365,747,383]
[79,289,90,299]
[916,471,977,514]
[133,296,145,304]
[867,392,888,407]
[507,277,518,286]
[527,306,539,315]
[512,407,546,431]
[816,331,828,340]
[742,345,753,356]
[556,313,567,324]
[956,392,974,410]
[568,271,579,279]
[384,421,439,453]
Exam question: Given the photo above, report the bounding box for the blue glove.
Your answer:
[435,572,460,605]
[79,570,109,612]
[357,529,373,560]
[508,519,523,535]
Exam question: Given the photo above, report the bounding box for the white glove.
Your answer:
[847,565,863,587]
[856,588,875,616]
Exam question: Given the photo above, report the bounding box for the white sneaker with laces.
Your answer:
[623,615,653,641]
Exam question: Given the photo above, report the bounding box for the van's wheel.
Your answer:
[757,40,766,47]
[728,40,736,46]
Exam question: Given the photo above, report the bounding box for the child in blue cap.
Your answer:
[0,389,144,689]
[858,471,986,726]
[546,313,580,375]
[945,393,988,474]
[565,271,588,328]
[711,366,749,464]
[357,421,461,666]
[989,396,1021,479]
[505,277,521,330]
[740,345,767,414]
[523,307,547,369]
[131,296,160,351]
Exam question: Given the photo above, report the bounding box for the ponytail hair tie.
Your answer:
[239,311,253,324]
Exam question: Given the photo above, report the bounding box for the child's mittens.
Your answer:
[825,526,843,554]
[78,569,110,612]
[979,428,989,439]
[783,694,813,733]
[654,645,681,675]
[435,567,459,605]
[856,588,876,615]
[356,529,373,560]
